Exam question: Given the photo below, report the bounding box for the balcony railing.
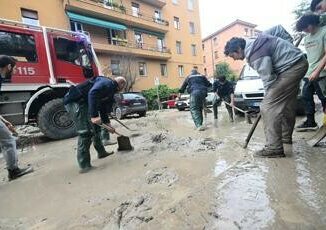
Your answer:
[79,0,169,26]
[108,39,170,54]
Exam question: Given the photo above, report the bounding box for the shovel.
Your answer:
[224,101,252,124]
[109,116,137,131]
[307,114,326,147]
[99,123,133,151]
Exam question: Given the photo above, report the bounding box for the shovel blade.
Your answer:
[307,125,326,147]
[117,135,133,151]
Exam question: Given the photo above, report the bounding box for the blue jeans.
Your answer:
[0,119,18,170]
[302,78,326,116]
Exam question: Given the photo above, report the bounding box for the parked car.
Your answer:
[176,94,190,111]
[161,94,178,109]
[176,93,214,111]
[205,92,215,107]
[234,64,305,115]
[112,92,148,119]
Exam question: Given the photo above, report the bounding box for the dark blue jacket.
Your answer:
[179,70,211,95]
[212,80,234,98]
[64,76,118,121]
[88,77,118,119]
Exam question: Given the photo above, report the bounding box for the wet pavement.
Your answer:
[0,108,326,229]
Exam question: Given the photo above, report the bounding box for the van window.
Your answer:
[0,30,38,62]
[53,38,90,67]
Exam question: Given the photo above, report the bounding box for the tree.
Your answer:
[102,54,139,92]
[293,0,310,20]
[214,62,237,81]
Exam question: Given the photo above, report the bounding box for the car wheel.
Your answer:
[178,108,185,111]
[138,111,146,117]
[115,107,124,120]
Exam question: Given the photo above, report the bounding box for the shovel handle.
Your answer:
[99,123,122,136]
[243,114,261,149]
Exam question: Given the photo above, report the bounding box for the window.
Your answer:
[178,65,184,77]
[154,10,162,22]
[191,44,197,56]
[203,56,206,63]
[188,0,195,10]
[0,30,38,62]
[214,51,218,59]
[157,38,164,52]
[202,44,205,50]
[138,62,147,76]
[172,0,178,4]
[111,60,121,75]
[176,41,182,54]
[189,22,195,34]
[21,8,39,26]
[70,21,84,32]
[174,17,180,29]
[135,32,143,48]
[213,37,217,46]
[244,28,249,36]
[108,29,127,45]
[103,0,113,9]
[54,38,90,67]
[132,2,140,17]
[160,64,167,76]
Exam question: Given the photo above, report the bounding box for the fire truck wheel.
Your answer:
[38,98,76,139]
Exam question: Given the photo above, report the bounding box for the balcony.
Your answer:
[64,0,169,33]
[93,41,171,60]
[137,0,166,8]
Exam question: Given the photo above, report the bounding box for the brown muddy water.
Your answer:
[0,108,325,229]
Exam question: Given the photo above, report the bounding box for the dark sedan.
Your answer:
[112,92,148,119]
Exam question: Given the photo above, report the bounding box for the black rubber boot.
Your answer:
[8,166,33,181]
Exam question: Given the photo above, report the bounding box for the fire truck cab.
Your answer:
[0,18,100,139]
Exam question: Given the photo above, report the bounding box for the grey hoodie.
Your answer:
[245,32,303,89]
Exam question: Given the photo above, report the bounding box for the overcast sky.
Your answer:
[199,0,303,38]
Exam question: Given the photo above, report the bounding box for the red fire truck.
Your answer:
[0,18,100,139]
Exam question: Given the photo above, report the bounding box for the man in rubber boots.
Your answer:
[0,55,33,180]
[179,68,212,131]
[64,71,126,173]
[224,33,308,158]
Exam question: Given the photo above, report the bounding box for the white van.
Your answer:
[234,64,305,114]
[233,64,264,112]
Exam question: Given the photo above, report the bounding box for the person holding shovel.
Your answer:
[212,75,235,122]
[224,32,308,158]
[0,55,33,181]
[64,71,126,173]
[295,14,326,132]
[179,68,212,131]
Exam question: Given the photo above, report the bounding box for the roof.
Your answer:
[202,19,259,42]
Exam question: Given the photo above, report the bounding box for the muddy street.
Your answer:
[0,109,326,229]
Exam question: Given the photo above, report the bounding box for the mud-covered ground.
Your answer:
[0,107,326,230]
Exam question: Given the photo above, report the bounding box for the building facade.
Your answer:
[0,0,204,91]
[202,20,260,78]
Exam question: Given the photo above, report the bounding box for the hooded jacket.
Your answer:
[245,32,304,89]
[179,70,212,95]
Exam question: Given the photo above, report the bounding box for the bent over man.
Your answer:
[64,73,126,173]
[224,32,308,158]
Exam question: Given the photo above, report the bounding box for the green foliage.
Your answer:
[142,85,179,110]
[214,62,237,81]
[293,0,310,20]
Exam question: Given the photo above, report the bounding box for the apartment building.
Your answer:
[0,0,203,91]
[202,20,261,78]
